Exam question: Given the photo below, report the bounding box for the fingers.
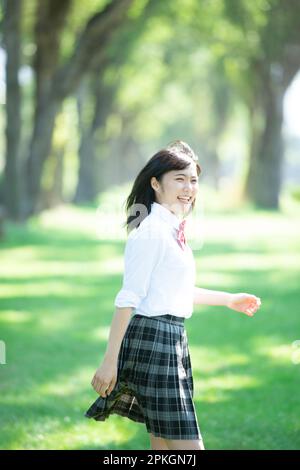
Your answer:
[93,378,108,398]
[106,378,117,397]
[100,384,110,398]
[254,297,261,310]
[245,296,261,316]
[91,375,103,396]
[91,375,100,390]
[91,375,116,398]
[245,309,254,316]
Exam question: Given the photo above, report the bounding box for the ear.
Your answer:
[150,177,159,192]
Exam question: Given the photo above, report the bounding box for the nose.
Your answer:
[184,181,193,193]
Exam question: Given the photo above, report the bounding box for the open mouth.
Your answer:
[177,197,192,203]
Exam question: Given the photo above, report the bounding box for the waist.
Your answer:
[134,313,185,326]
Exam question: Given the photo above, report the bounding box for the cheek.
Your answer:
[166,182,180,193]
[162,184,178,201]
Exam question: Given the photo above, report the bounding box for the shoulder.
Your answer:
[124,213,169,261]
[128,212,166,243]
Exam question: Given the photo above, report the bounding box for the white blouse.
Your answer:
[114,202,196,319]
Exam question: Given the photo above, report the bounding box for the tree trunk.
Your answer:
[24,0,71,215]
[245,62,285,209]
[73,70,117,203]
[24,0,134,216]
[73,79,97,203]
[256,92,284,209]
[40,145,65,209]
[73,132,97,204]
[3,0,22,219]
[25,100,61,214]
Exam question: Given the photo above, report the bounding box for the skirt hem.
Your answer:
[84,314,202,441]
[84,409,202,440]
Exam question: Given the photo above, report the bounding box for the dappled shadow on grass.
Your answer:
[1,215,300,450]
[0,400,150,450]
[77,440,151,451]
[186,274,300,449]
[0,220,126,251]
[192,359,300,450]
[0,278,120,384]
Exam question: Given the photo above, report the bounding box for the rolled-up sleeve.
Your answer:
[114,226,165,309]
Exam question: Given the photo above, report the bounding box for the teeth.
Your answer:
[178,197,191,202]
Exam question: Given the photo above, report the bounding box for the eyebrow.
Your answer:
[175,173,198,178]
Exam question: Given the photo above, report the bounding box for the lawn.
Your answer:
[0,190,300,450]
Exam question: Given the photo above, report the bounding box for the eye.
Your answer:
[175,177,198,183]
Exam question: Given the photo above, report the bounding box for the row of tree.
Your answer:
[1,0,300,220]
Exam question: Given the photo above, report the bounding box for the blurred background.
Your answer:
[0,0,299,450]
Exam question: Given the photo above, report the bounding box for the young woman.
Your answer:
[84,140,261,450]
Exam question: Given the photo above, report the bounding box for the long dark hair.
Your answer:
[123,140,202,234]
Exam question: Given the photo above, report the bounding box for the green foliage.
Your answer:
[290,186,300,202]
[2,0,300,215]
[60,0,108,60]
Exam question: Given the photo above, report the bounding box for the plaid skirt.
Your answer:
[84,313,202,440]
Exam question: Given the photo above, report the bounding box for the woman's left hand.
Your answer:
[227,293,261,317]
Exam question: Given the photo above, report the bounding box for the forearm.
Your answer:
[103,307,133,363]
[193,286,231,307]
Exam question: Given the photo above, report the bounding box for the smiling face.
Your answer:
[150,161,199,218]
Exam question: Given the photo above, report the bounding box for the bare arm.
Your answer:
[91,306,133,397]
[193,287,231,307]
[193,286,261,317]
[103,306,133,363]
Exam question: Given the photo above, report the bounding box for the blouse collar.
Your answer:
[151,202,184,229]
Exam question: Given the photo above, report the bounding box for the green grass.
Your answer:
[0,188,300,449]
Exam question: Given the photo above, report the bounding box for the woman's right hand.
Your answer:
[91,358,118,398]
